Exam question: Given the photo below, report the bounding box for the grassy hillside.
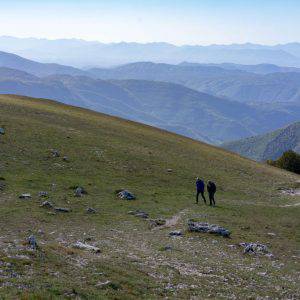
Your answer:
[0,95,299,299]
[222,122,300,161]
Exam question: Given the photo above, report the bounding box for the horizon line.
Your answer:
[1,35,299,48]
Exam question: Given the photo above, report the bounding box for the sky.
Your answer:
[0,0,299,45]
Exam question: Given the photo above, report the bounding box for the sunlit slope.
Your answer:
[0,94,299,299]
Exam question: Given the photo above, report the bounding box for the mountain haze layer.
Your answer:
[1,36,300,67]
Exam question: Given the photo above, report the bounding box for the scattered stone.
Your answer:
[64,289,78,297]
[72,241,100,253]
[241,226,250,230]
[0,178,6,191]
[281,188,300,196]
[27,235,37,249]
[167,169,173,173]
[163,245,173,251]
[62,156,69,162]
[188,220,231,237]
[169,230,182,237]
[86,207,97,214]
[0,127,5,135]
[128,210,149,219]
[38,191,48,197]
[239,242,270,255]
[54,207,71,213]
[51,149,60,157]
[117,190,136,200]
[47,211,56,215]
[50,183,57,191]
[19,193,32,200]
[40,201,54,209]
[74,186,87,197]
[267,232,276,237]
[149,218,166,227]
[96,280,111,288]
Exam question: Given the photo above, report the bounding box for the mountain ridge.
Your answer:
[2,66,300,144]
[222,122,300,161]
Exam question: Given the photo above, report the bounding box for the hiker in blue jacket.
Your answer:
[196,177,206,204]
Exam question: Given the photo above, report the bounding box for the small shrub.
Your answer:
[267,150,300,174]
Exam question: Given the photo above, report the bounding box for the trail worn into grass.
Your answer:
[152,208,189,230]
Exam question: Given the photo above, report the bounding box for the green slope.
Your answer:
[0,95,299,299]
[222,122,300,161]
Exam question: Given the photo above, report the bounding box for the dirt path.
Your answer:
[152,208,189,230]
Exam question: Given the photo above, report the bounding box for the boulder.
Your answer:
[0,128,5,135]
[74,186,87,197]
[117,190,136,200]
[54,207,71,213]
[169,230,183,237]
[38,191,48,197]
[86,207,97,214]
[28,235,37,249]
[239,242,269,255]
[19,193,32,199]
[51,149,60,157]
[188,221,231,237]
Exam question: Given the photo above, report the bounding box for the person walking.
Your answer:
[196,177,206,204]
[207,181,216,206]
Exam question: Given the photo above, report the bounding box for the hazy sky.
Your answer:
[0,0,299,45]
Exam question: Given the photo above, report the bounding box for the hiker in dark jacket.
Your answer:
[196,177,206,204]
[207,181,216,206]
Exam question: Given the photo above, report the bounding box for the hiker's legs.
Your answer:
[201,192,206,204]
[209,193,213,206]
[212,193,216,206]
[196,191,200,203]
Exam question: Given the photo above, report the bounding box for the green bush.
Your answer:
[267,150,300,174]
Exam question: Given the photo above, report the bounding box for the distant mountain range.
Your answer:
[89,62,300,103]
[1,36,300,67]
[222,122,300,161]
[1,50,300,145]
[1,51,300,104]
[1,65,300,144]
